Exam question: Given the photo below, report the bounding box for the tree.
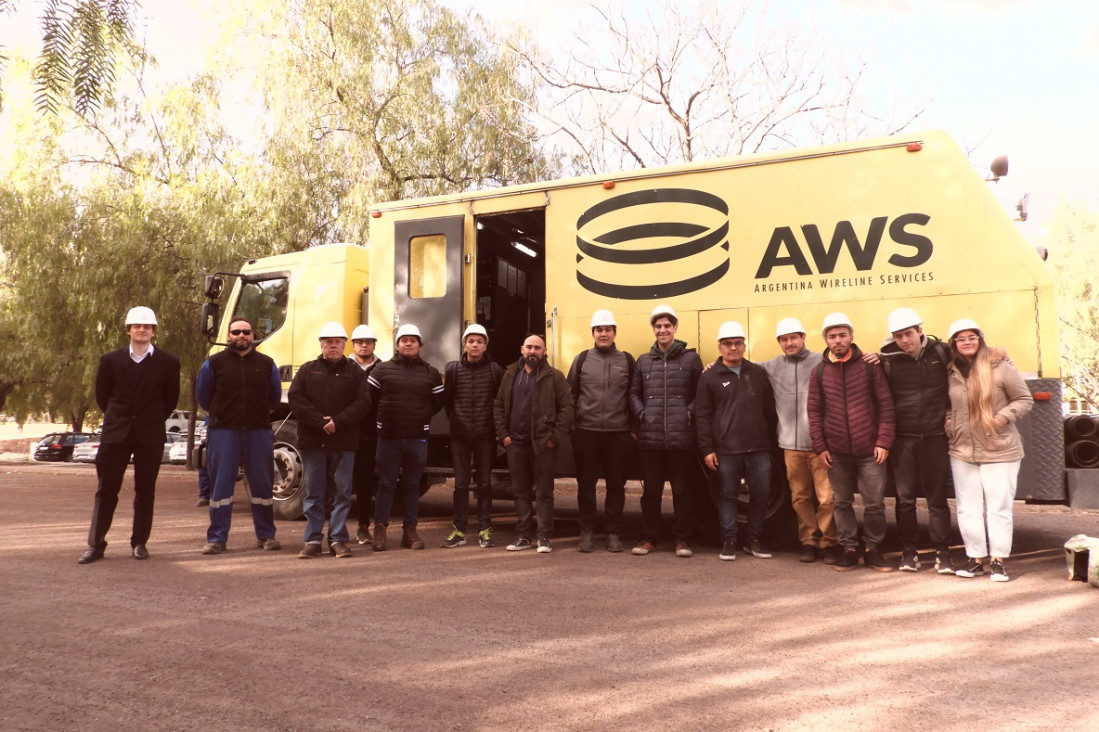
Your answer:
[0,0,141,117]
[1044,202,1099,411]
[237,0,554,247]
[513,0,926,174]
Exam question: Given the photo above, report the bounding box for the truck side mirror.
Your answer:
[201,302,221,339]
[204,275,224,299]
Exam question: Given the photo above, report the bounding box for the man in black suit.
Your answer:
[79,306,181,564]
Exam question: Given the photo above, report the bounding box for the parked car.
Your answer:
[163,432,187,463]
[33,432,95,462]
[168,435,195,465]
[165,410,191,434]
[71,438,102,463]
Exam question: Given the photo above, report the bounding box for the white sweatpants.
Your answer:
[949,457,1020,559]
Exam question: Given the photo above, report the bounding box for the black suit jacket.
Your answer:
[95,347,182,446]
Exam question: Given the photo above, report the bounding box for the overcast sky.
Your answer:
[3,0,1096,237]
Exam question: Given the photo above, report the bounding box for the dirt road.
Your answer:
[2,462,1098,731]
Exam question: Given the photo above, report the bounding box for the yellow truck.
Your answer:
[201,129,1077,527]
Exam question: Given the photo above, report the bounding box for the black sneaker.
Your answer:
[506,538,532,552]
[478,528,495,548]
[864,549,894,572]
[746,539,772,558]
[934,550,957,575]
[821,545,843,566]
[956,558,985,578]
[834,548,860,571]
[356,524,372,545]
[719,541,737,561]
[536,538,552,554]
[989,559,1009,582]
[442,527,466,548]
[798,544,818,563]
[899,549,920,572]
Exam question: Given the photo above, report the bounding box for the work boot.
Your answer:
[578,528,594,553]
[372,523,388,552]
[401,526,425,550]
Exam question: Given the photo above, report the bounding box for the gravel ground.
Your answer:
[2,461,1098,731]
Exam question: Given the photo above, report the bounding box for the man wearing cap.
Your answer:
[79,306,181,564]
[197,317,283,555]
[349,324,381,545]
[442,324,503,549]
[695,321,778,561]
[759,318,840,564]
[495,333,574,553]
[807,313,896,572]
[368,323,444,551]
[288,322,372,558]
[566,309,635,553]
[628,304,703,558]
[878,307,956,573]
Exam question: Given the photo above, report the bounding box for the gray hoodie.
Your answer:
[760,347,822,451]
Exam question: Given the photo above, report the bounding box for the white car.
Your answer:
[169,438,192,465]
[165,410,191,434]
[72,438,101,463]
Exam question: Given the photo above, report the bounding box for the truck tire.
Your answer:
[271,419,306,521]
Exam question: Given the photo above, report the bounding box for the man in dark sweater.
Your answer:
[288,321,372,559]
[879,307,956,574]
[695,320,777,562]
[196,318,282,555]
[494,334,574,554]
[442,324,503,549]
[807,312,896,572]
[367,323,444,551]
[79,306,181,564]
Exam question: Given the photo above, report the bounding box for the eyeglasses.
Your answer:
[230,329,252,336]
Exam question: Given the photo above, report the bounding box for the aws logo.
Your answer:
[575,189,730,299]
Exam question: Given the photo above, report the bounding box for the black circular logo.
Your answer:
[575,188,730,299]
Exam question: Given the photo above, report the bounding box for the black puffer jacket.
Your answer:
[628,340,703,450]
[288,355,371,451]
[444,354,503,439]
[368,354,444,438]
[879,337,950,436]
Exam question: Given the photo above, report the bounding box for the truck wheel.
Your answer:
[271,419,306,521]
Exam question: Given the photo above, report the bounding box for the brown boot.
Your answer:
[372,523,388,552]
[401,525,425,550]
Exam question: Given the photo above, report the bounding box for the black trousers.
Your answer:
[88,434,164,549]
[572,429,632,534]
[891,433,953,551]
[352,435,377,525]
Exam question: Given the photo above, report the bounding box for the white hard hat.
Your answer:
[318,321,348,339]
[821,312,853,336]
[947,318,984,341]
[463,324,488,341]
[351,324,376,341]
[590,309,617,328]
[125,306,157,326]
[775,317,805,339]
[396,323,423,342]
[887,307,922,334]
[717,321,746,340]
[650,303,678,323]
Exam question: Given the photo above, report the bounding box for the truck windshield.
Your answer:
[234,276,289,342]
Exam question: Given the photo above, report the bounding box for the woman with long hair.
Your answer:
[944,319,1033,582]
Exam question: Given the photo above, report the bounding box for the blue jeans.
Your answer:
[374,437,428,528]
[715,451,771,543]
[302,449,355,545]
[205,428,277,544]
